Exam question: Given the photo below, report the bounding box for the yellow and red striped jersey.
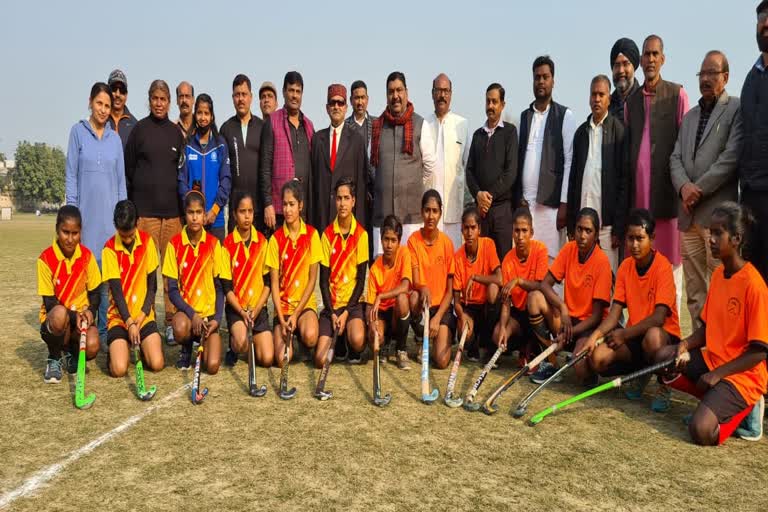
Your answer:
[101,230,158,329]
[37,241,101,323]
[265,219,322,316]
[162,228,224,318]
[321,216,369,309]
[221,226,269,310]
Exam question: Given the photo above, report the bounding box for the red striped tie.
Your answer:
[330,128,337,172]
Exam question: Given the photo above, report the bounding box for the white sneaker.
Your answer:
[165,325,176,346]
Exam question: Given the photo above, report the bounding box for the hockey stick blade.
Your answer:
[444,392,464,408]
[247,328,267,397]
[462,346,504,412]
[314,330,337,400]
[279,386,298,400]
[374,392,392,407]
[249,383,268,397]
[420,305,439,404]
[422,389,439,404]
[134,347,156,401]
[192,387,209,405]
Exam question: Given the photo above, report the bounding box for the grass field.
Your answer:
[1,213,766,511]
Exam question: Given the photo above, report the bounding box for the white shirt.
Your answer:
[483,118,504,137]
[329,122,343,155]
[419,118,437,188]
[520,103,577,205]
[581,112,607,217]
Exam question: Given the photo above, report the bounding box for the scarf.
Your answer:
[370,101,415,168]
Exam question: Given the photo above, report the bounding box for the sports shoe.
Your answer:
[176,348,192,370]
[651,384,672,412]
[396,350,411,370]
[735,395,764,442]
[624,373,651,401]
[530,361,560,384]
[334,338,348,362]
[166,325,176,346]
[44,357,63,383]
[224,348,238,367]
[348,350,363,364]
[411,317,425,340]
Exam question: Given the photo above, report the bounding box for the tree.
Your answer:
[11,141,65,207]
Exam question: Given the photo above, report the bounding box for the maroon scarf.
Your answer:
[370,102,415,168]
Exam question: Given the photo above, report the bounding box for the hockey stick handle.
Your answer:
[315,329,338,394]
[465,346,503,402]
[446,321,469,395]
[420,304,431,394]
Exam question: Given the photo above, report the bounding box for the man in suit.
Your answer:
[671,50,742,326]
[424,73,469,248]
[311,83,368,232]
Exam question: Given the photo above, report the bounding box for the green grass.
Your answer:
[0,213,765,511]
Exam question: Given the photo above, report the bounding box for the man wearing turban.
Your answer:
[609,38,641,120]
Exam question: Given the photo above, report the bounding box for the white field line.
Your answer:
[0,384,188,510]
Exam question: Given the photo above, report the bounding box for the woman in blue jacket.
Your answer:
[179,93,232,242]
[65,81,127,341]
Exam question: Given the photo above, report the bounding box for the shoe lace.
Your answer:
[49,358,62,372]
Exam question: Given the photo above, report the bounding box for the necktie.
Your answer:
[330,128,337,172]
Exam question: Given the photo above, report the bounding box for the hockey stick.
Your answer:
[444,321,469,407]
[529,355,685,425]
[512,337,604,418]
[481,341,561,415]
[247,311,267,397]
[191,320,209,405]
[463,345,504,411]
[372,328,391,407]
[133,345,156,401]
[74,320,95,409]
[420,304,439,404]
[279,329,298,400]
[314,328,337,400]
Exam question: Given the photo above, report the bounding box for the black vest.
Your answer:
[517,101,567,207]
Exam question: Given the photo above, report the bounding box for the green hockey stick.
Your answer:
[133,345,156,401]
[74,321,95,409]
[529,357,679,425]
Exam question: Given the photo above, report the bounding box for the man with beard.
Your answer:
[107,69,137,150]
[671,51,742,327]
[516,55,577,262]
[466,83,519,260]
[625,35,690,310]
[424,73,469,249]
[175,81,194,138]
[609,38,641,121]
[220,74,265,234]
[739,1,768,283]
[260,71,315,231]
[371,71,437,257]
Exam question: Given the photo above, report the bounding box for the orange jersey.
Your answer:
[614,252,681,338]
[501,239,549,310]
[408,230,455,308]
[700,263,768,405]
[321,216,369,309]
[102,230,159,329]
[453,237,501,305]
[366,246,412,311]
[221,226,269,310]
[37,241,101,323]
[162,228,224,318]
[265,219,322,316]
[549,241,612,321]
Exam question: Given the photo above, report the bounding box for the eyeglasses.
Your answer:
[696,70,725,78]
[432,88,452,96]
[328,99,346,107]
[111,83,127,94]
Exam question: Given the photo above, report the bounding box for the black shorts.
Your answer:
[272,308,317,345]
[678,348,749,424]
[460,304,485,326]
[39,314,79,347]
[107,321,159,346]
[225,306,270,335]
[625,331,680,368]
[319,303,364,338]
[429,305,456,333]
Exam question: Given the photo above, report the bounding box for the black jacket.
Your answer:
[219,114,264,212]
[465,122,519,205]
[566,113,627,237]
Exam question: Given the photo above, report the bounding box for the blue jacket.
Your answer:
[179,131,231,229]
[65,120,127,260]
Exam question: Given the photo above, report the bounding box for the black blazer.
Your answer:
[310,126,368,230]
[566,113,627,237]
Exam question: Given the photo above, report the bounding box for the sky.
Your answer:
[1,0,761,158]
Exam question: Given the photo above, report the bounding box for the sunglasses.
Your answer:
[328,99,346,107]
[111,83,127,94]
